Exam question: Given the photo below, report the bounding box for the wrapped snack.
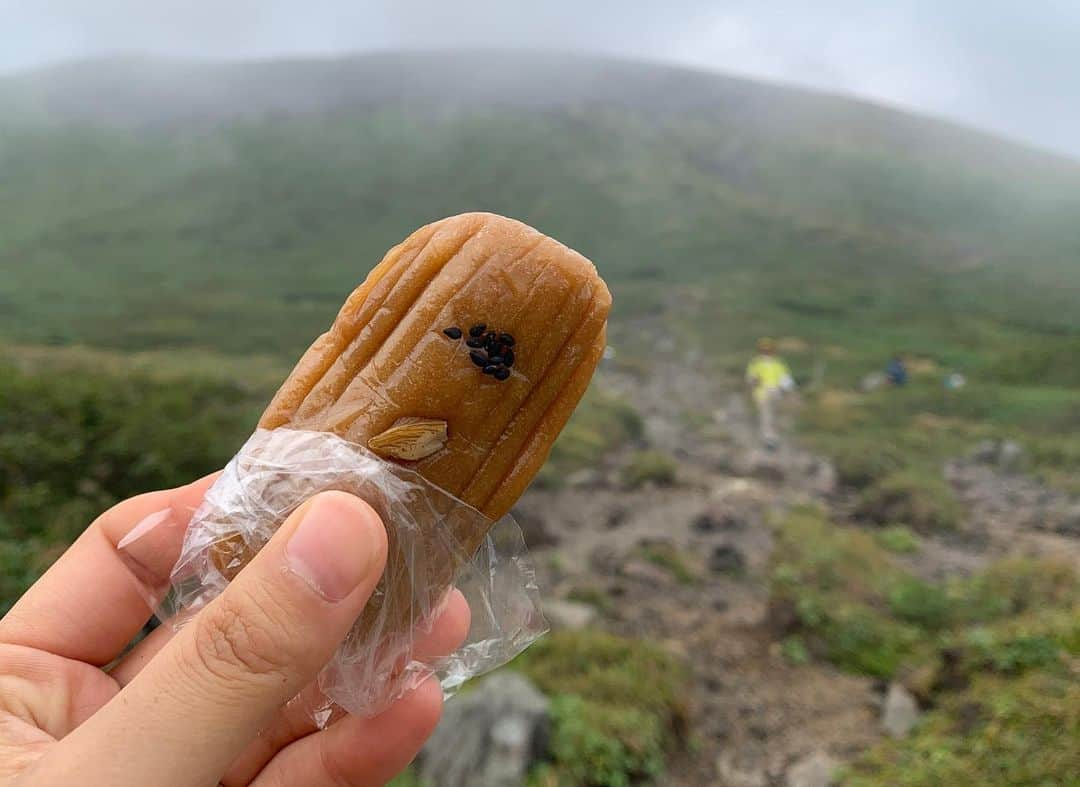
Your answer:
[156,212,611,718]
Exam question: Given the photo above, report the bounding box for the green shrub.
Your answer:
[987,339,1080,387]
[781,635,810,665]
[0,538,55,616]
[538,389,643,486]
[541,696,666,787]
[808,600,923,678]
[769,508,1079,681]
[844,671,1080,786]
[771,506,896,599]
[566,585,614,614]
[949,558,1079,624]
[961,629,1061,674]
[856,470,961,533]
[0,362,258,610]
[387,768,428,787]
[886,577,952,630]
[621,451,677,488]
[875,525,920,554]
[514,630,689,787]
[831,442,904,489]
[636,543,700,585]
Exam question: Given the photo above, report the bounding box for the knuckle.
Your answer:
[188,586,297,682]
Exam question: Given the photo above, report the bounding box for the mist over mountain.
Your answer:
[1,51,1077,356]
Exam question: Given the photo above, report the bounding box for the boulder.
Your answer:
[1045,503,1080,536]
[708,544,746,574]
[806,457,838,496]
[511,507,559,549]
[747,452,787,483]
[968,439,1000,464]
[786,750,839,787]
[621,559,674,585]
[567,468,602,488]
[997,440,1026,473]
[693,506,743,533]
[716,750,768,787]
[881,682,920,738]
[418,672,549,787]
[543,599,597,631]
[967,439,1026,472]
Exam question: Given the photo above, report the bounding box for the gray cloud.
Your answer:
[3,1,1079,157]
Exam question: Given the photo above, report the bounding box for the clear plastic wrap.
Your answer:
[126,428,547,721]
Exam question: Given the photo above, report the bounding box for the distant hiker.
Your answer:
[886,354,908,387]
[746,338,794,449]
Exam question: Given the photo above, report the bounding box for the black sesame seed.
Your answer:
[499,333,515,346]
[488,355,504,365]
[482,364,499,375]
[469,324,486,337]
[503,348,515,366]
[494,367,511,381]
[469,350,488,367]
[443,327,462,340]
[466,337,485,348]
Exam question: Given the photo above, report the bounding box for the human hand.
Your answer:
[0,476,470,786]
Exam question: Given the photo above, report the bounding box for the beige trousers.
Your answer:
[755,387,780,444]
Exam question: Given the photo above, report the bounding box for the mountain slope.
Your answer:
[1,51,1078,360]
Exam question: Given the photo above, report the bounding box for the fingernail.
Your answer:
[285,494,385,602]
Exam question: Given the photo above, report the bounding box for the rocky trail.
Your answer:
[506,358,1080,787]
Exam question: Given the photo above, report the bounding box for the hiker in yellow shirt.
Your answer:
[746,338,795,449]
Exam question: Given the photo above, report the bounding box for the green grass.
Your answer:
[0,358,261,612]
[514,629,689,787]
[635,543,700,585]
[875,525,921,554]
[621,451,678,489]
[537,387,643,487]
[770,506,1079,681]
[387,769,428,787]
[856,469,962,534]
[800,377,1080,500]
[844,671,1080,787]
[566,585,615,615]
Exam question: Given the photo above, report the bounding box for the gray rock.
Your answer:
[543,599,597,630]
[419,672,549,787]
[881,682,920,738]
[746,453,786,482]
[807,458,838,496]
[860,372,886,392]
[708,544,746,574]
[997,440,1026,472]
[511,507,559,549]
[969,439,1000,464]
[567,468,602,488]
[786,750,839,787]
[621,559,673,585]
[1052,504,1080,536]
[604,506,628,529]
[716,750,768,787]
[693,506,743,533]
[968,439,1026,472]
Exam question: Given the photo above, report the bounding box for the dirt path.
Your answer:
[515,354,1079,786]
[516,361,881,786]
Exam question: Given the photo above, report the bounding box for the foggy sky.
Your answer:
[4,1,1079,159]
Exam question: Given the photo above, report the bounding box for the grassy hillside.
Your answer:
[1,52,1079,362]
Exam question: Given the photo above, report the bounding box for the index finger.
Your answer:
[0,473,218,666]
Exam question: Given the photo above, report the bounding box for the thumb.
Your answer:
[41,491,388,787]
